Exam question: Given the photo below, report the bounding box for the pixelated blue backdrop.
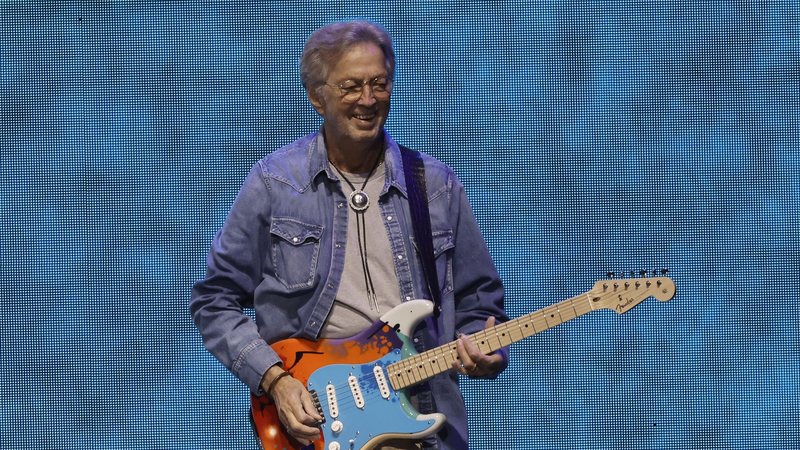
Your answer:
[1,2,798,449]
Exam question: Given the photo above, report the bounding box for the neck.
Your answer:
[323,129,384,173]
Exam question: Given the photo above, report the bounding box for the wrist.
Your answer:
[266,371,291,400]
[259,365,287,395]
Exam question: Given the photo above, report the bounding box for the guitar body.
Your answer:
[251,300,446,450]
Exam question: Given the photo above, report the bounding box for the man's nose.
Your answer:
[356,85,378,105]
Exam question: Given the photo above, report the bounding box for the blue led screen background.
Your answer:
[1,2,798,449]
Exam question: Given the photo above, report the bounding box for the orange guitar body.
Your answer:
[250,320,407,450]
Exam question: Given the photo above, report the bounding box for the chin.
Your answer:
[350,127,382,143]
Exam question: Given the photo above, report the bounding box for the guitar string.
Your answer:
[323,335,539,413]
[312,281,663,419]
[322,294,587,392]
[314,349,457,413]
[315,293,613,416]
[325,283,663,413]
[348,296,588,380]
[321,313,535,398]
[313,332,493,413]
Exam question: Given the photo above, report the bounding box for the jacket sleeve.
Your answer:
[189,164,282,393]
[449,173,510,373]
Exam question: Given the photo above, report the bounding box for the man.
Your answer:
[190,20,508,449]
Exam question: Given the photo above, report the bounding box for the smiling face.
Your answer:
[307,42,392,154]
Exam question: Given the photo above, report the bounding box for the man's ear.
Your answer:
[306,87,325,116]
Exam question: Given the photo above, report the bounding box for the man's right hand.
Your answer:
[260,365,323,446]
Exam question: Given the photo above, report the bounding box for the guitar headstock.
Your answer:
[590,272,676,314]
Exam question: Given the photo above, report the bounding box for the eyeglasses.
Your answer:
[325,76,393,102]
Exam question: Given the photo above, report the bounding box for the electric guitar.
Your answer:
[251,276,676,450]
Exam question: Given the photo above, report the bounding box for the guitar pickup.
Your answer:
[373,365,391,399]
[348,375,365,409]
[325,383,338,418]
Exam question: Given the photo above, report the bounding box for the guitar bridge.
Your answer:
[309,390,325,424]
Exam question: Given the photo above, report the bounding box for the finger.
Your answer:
[283,407,321,442]
[273,380,322,441]
[279,404,320,437]
[299,389,323,423]
[452,338,469,373]
[459,323,502,376]
[286,394,323,437]
[455,336,478,372]
[460,333,484,364]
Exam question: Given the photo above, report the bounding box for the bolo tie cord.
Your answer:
[355,208,379,312]
[329,156,383,312]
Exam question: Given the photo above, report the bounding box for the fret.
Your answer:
[567,296,581,319]
[388,368,403,391]
[426,346,445,373]
[418,355,433,379]
[496,324,513,346]
[507,321,525,342]
[541,306,555,329]
[553,304,566,324]
[398,363,413,388]
[525,317,537,337]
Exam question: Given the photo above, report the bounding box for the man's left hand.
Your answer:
[451,316,506,378]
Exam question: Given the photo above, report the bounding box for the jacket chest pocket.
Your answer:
[270,217,324,290]
[432,229,455,295]
[413,229,455,296]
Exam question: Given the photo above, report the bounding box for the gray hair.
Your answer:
[300,21,395,91]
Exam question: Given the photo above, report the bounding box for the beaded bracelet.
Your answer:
[266,371,291,399]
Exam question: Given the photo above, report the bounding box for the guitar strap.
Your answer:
[399,144,442,319]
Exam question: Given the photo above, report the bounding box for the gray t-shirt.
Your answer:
[321,163,403,338]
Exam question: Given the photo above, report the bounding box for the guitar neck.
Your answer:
[387,289,599,390]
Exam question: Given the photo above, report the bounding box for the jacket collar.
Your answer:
[307,129,408,198]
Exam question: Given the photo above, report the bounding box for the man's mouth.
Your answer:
[353,112,377,122]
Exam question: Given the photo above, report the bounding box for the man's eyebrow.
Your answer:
[338,75,389,82]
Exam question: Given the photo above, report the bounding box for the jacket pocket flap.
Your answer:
[270,218,323,245]
[432,229,454,257]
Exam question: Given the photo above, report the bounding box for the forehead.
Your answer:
[327,42,387,81]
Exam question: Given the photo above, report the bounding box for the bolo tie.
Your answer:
[330,155,383,312]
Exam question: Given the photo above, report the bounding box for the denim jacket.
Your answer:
[190,130,507,449]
